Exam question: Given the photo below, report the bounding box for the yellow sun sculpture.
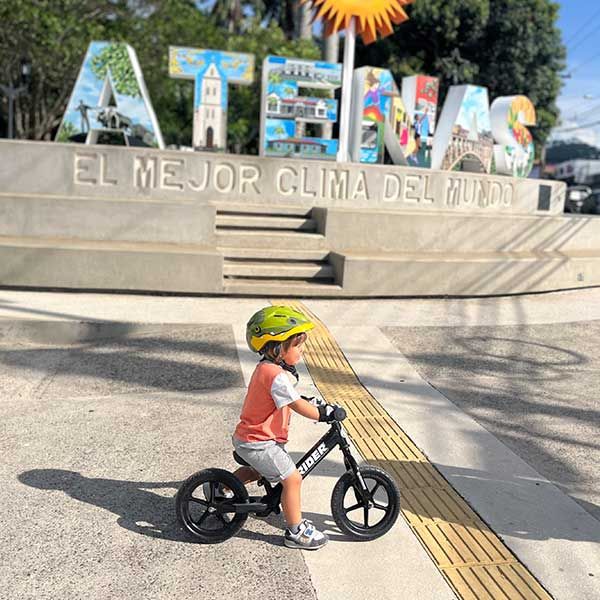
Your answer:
[302,0,414,45]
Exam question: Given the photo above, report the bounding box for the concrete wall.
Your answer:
[313,207,600,296]
[0,140,565,216]
[0,238,223,293]
[314,208,600,254]
[0,193,216,244]
[2,139,591,297]
[335,251,600,297]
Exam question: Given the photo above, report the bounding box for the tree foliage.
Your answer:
[0,0,129,139]
[0,0,565,151]
[546,140,600,164]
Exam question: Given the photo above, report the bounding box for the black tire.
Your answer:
[331,465,400,540]
[176,468,249,544]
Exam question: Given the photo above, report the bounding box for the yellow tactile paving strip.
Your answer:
[285,301,553,600]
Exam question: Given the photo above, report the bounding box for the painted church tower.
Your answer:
[194,63,225,149]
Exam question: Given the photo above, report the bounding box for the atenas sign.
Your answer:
[57,41,537,179]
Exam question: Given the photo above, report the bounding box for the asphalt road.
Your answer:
[383,320,600,522]
[0,325,316,600]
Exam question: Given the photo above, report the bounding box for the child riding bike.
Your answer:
[228,305,338,550]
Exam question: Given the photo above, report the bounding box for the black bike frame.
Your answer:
[217,420,368,515]
[296,421,357,479]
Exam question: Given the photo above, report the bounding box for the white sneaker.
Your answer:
[284,519,328,550]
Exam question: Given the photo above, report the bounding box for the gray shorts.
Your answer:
[232,436,296,484]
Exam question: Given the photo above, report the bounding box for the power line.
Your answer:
[563,100,600,123]
[554,118,600,133]
[568,24,600,54]
[578,101,600,120]
[569,50,600,75]
[564,6,600,47]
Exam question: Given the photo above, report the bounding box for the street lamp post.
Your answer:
[1,58,32,139]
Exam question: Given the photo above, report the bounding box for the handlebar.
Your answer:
[333,406,347,422]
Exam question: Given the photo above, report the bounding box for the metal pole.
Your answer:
[336,17,356,163]
[7,90,14,139]
[322,31,340,141]
[1,84,25,139]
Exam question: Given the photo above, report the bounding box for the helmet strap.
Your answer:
[281,361,299,382]
[260,355,299,382]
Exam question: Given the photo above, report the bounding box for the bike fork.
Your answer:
[341,444,373,505]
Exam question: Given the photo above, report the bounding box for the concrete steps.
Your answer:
[215,203,337,293]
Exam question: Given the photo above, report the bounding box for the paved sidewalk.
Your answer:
[1,289,600,599]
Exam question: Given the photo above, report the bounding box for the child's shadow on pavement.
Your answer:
[18,469,344,546]
[19,468,189,542]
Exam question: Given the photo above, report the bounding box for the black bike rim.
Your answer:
[342,476,394,530]
[181,481,240,538]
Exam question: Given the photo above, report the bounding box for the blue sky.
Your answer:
[554,0,600,145]
[456,86,492,133]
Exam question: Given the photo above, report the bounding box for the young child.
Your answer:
[231,305,337,550]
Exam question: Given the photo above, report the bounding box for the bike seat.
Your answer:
[233,451,251,467]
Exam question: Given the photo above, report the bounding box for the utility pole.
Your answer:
[1,58,32,139]
[322,28,340,141]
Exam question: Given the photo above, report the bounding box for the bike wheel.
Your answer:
[331,465,400,540]
[176,468,248,544]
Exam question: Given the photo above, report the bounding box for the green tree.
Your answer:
[55,120,78,142]
[546,140,600,163]
[253,0,299,40]
[0,0,130,140]
[476,0,565,149]
[354,0,565,149]
[208,0,244,34]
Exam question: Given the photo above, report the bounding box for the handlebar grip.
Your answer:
[333,406,347,421]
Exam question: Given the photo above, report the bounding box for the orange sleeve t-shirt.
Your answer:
[233,361,301,444]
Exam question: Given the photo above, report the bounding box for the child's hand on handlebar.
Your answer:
[318,403,346,423]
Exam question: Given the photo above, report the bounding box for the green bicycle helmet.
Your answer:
[246,305,314,353]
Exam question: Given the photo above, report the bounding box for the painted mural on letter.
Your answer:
[56,41,164,148]
[260,56,342,160]
[405,75,439,167]
[491,95,536,178]
[352,69,438,167]
[359,68,410,163]
[432,85,494,173]
[169,47,254,150]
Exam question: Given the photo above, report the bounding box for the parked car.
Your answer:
[565,186,592,213]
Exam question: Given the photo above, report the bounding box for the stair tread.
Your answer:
[219,247,330,260]
[224,262,334,279]
[214,202,312,217]
[224,279,342,289]
[216,230,326,250]
[224,260,329,267]
[216,215,316,230]
[0,235,213,254]
[223,280,343,297]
